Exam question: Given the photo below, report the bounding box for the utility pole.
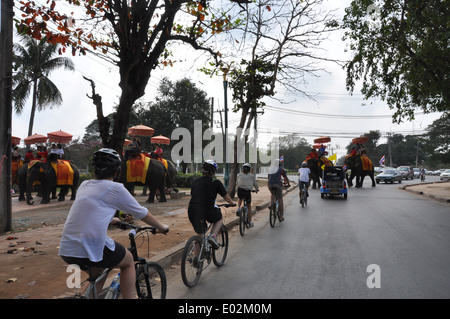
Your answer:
[0,0,14,233]
[210,97,214,129]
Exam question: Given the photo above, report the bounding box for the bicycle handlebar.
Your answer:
[117,222,169,235]
[216,203,236,208]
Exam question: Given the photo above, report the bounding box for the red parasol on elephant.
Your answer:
[314,136,331,144]
[47,130,73,144]
[352,136,369,144]
[128,125,154,137]
[11,136,21,146]
[151,135,170,145]
[24,133,48,145]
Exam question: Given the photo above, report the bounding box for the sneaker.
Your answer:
[208,235,220,249]
[248,221,254,228]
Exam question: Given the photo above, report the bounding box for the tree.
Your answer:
[12,34,74,137]
[208,0,339,195]
[278,134,311,170]
[16,0,239,153]
[133,77,212,158]
[342,0,450,123]
[423,113,450,165]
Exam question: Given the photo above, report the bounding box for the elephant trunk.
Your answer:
[26,172,34,205]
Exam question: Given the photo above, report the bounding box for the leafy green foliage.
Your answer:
[342,0,450,122]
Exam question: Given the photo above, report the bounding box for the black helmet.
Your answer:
[92,148,121,170]
[202,160,218,174]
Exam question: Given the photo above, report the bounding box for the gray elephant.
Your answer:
[21,158,80,205]
[344,154,376,188]
[121,156,170,203]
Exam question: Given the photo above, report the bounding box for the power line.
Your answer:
[263,105,425,120]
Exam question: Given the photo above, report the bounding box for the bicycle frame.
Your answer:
[73,223,165,299]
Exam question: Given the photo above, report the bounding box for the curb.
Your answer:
[154,184,297,269]
[401,181,450,205]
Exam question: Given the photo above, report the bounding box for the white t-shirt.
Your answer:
[58,179,148,262]
[298,167,311,183]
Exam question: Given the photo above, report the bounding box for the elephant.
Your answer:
[121,156,172,203]
[140,159,179,199]
[307,157,323,189]
[22,158,80,205]
[344,154,376,188]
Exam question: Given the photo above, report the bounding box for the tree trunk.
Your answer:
[27,80,38,138]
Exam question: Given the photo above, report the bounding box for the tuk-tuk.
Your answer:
[320,166,348,199]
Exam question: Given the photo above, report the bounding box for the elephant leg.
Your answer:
[347,173,353,187]
[51,186,57,199]
[58,187,68,201]
[357,175,363,188]
[147,188,156,203]
[70,185,76,200]
[141,186,147,196]
[370,172,376,187]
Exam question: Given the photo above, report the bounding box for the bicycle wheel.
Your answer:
[135,261,167,299]
[239,206,247,236]
[269,202,277,227]
[301,191,306,208]
[181,236,203,288]
[212,225,229,267]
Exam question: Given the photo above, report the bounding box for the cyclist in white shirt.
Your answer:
[298,162,311,200]
[59,148,168,299]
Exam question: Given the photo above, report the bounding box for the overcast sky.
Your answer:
[11,0,442,162]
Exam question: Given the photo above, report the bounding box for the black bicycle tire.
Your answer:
[239,207,246,236]
[135,261,167,299]
[181,236,203,288]
[269,203,276,227]
[212,225,229,267]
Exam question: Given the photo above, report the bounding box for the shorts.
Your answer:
[188,206,223,234]
[61,241,126,271]
[268,184,282,200]
[299,181,310,190]
[237,188,252,205]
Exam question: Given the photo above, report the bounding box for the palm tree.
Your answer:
[12,35,75,137]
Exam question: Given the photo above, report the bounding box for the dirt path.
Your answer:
[1,183,272,299]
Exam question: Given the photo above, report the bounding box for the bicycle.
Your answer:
[299,182,308,208]
[238,190,256,236]
[67,222,167,299]
[269,184,289,227]
[181,204,232,288]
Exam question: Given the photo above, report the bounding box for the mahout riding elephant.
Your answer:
[344,154,376,188]
[307,157,323,189]
[121,156,169,203]
[23,156,80,205]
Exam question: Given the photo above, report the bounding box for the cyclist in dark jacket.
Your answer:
[188,160,235,248]
[267,159,291,221]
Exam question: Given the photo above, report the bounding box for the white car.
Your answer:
[440,169,450,182]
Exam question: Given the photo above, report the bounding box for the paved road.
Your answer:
[167,176,450,299]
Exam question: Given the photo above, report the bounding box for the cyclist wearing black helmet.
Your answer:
[236,163,259,228]
[59,148,168,299]
[188,160,236,248]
